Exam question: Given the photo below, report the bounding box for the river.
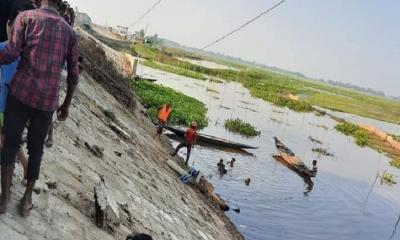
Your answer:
[139,65,400,240]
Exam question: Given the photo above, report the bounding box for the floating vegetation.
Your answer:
[219,105,231,110]
[335,122,369,147]
[390,134,400,142]
[309,122,329,130]
[208,78,224,83]
[240,106,258,113]
[380,171,397,185]
[272,110,285,114]
[315,109,327,117]
[133,81,208,128]
[312,148,334,157]
[390,159,400,169]
[134,43,400,123]
[206,87,219,94]
[309,136,323,144]
[271,118,284,124]
[224,118,260,137]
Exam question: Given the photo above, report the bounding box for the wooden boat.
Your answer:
[273,137,317,178]
[165,125,258,150]
[134,75,157,82]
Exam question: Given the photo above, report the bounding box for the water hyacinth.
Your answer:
[133,80,208,129]
[224,118,260,137]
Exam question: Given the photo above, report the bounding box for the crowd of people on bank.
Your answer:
[0,0,155,238]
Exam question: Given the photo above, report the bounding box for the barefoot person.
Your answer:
[0,0,79,216]
[171,122,197,165]
[156,101,172,138]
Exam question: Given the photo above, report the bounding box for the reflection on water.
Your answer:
[140,65,400,240]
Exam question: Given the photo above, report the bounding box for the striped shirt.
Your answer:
[0,6,79,111]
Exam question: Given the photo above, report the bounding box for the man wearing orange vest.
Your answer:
[156,101,172,138]
[171,122,197,166]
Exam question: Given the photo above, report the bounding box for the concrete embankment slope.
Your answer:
[0,73,243,239]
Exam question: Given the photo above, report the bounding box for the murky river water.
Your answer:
[139,65,400,240]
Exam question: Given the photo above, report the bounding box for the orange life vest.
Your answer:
[158,105,171,122]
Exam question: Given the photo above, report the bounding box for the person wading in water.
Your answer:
[0,0,79,217]
[156,101,172,138]
[171,122,198,165]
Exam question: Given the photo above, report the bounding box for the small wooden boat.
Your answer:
[134,75,157,82]
[273,137,317,178]
[165,125,258,150]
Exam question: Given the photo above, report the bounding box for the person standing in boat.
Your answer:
[156,101,172,138]
[171,122,197,165]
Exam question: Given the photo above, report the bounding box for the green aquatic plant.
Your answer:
[390,134,400,142]
[224,118,260,137]
[132,80,208,128]
[134,43,400,123]
[380,171,397,185]
[335,122,369,147]
[206,87,219,94]
[390,159,400,169]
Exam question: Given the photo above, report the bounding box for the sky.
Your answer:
[67,0,400,96]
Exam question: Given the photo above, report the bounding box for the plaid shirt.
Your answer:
[0,6,79,112]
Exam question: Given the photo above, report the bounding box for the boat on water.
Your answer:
[165,125,258,150]
[273,137,317,178]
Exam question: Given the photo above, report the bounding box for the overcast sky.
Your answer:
[67,0,400,96]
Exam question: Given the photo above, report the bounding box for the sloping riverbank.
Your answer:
[0,43,243,240]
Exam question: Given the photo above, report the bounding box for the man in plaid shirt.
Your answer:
[0,0,79,217]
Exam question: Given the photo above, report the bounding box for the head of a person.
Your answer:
[6,0,36,39]
[232,158,236,162]
[126,233,153,240]
[219,159,223,164]
[166,101,172,108]
[190,122,197,129]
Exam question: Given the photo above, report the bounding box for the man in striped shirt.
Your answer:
[0,0,79,217]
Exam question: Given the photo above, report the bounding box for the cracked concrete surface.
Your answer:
[0,71,243,240]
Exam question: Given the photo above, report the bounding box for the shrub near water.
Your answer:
[224,118,260,137]
[335,122,369,147]
[133,81,208,128]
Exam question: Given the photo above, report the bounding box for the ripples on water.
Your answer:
[140,66,400,240]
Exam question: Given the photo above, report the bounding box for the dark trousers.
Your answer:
[1,95,54,181]
[174,140,192,165]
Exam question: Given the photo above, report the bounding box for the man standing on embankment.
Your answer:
[156,101,172,138]
[0,0,79,217]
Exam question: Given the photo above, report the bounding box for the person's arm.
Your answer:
[0,13,26,64]
[192,133,197,148]
[58,33,79,121]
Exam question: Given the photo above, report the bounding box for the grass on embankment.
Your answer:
[335,122,400,169]
[224,118,260,137]
[132,80,208,129]
[133,43,400,123]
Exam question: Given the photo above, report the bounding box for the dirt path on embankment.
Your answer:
[0,71,244,240]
